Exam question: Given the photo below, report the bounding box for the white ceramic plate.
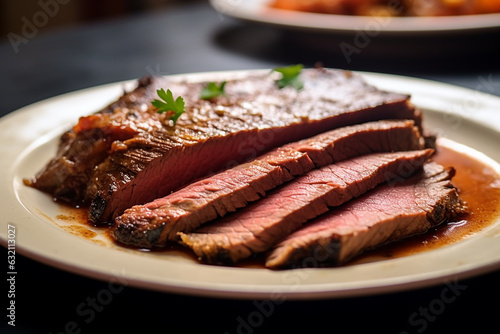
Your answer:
[1,70,500,300]
[210,0,500,34]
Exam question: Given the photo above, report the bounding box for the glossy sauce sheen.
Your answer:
[351,145,500,265]
[58,144,500,267]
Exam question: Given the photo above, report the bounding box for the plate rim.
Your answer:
[209,0,500,34]
[1,69,500,300]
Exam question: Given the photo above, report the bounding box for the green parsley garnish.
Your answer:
[152,88,185,125]
[274,64,304,90]
[200,81,227,100]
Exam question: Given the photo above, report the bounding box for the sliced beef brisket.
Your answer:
[112,120,424,248]
[265,162,464,269]
[27,69,422,225]
[179,149,434,265]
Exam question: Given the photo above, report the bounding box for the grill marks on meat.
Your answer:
[179,149,434,265]
[93,69,421,225]
[111,120,424,248]
[25,110,160,203]
[25,76,186,205]
[27,69,422,225]
[266,163,464,269]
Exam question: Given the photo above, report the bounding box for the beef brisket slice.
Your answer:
[112,151,313,248]
[28,68,421,225]
[111,120,423,248]
[266,162,463,269]
[112,120,424,248]
[25,76,197,204]
[179,149,433,265]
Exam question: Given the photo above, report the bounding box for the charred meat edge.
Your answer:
[179,149,434,265]
[265,162,464,269]
[25,68,423,226]
[112,120,424,248]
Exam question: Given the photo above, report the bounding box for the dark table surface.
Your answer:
[2,2,500,333]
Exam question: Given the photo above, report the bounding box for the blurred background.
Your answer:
[1,0,499,119]
[0,0,203,37]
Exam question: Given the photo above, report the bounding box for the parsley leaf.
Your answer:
[274,64,304,90]
[152,88,185,125]
[200,81,227,100]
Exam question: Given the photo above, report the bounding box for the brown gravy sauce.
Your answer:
[350,144,500,265]
[56,144,500,267]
